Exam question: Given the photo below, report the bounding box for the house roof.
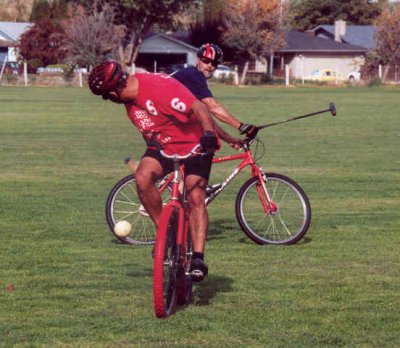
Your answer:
[0,22,32,42]
[278,30,367,53]
[141,33,198,53]
[165,31,193,46]
[0,39,15,48]
[310,25,376,49]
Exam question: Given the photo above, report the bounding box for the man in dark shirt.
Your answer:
[173,43,258,138]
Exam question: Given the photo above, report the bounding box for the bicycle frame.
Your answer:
[207,144,277,213]
[168,159,190,250]
[153,141,276,214]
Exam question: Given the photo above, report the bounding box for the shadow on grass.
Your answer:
[236,235,313,245]
[210,218,313,245]
[192,274,233,306]
[208,218,240,241]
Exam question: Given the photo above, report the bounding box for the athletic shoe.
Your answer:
[189,258,208,282]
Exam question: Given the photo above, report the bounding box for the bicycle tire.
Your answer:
[153,204,180,318]
[176,229,193,306]
[235,173,311,245]
[105,174,170,245]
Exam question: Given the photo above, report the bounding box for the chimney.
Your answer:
[334,20,346,42]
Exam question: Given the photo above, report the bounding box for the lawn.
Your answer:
[0,84,399,347]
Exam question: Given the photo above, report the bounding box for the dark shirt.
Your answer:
[172,66,213,100]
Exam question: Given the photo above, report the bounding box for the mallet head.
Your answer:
[329,102,336,116]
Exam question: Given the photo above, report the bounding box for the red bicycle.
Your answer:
[106,136,312,246]
[152,146,201,318]
[105,104,336,246]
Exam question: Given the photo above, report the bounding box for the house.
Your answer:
[249,20,375,81]
[0,22,32,64]
[275,28,367,80]
[136,33,198,73]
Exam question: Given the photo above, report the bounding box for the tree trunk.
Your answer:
[125,17,152,67]
[240,61,249,85]
[382,65,390,83]
[118,45,126,69]
[129,36,144,66]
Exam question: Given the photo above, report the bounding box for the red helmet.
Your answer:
[88,61,127,98]
[197,43,223,64]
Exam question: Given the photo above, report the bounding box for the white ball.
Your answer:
[114,220,132,237]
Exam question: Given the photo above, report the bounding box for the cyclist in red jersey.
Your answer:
[88,61,243,281]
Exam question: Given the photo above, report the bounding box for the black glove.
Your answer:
[200,130,219,153]
[239,123,259,138]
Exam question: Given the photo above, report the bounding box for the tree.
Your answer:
[75,0,194,68]
[30,0,69,23]
[30,0,52,22]
[222,0,285,84]
[288,0,388,31]
[62,5,125,68]
[202,0,224,23]
[0,0,31,21]
[189,0,237,61]
[18,19,66,71]
[373,4,400,81]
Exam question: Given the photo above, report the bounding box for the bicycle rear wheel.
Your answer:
[105,174,170,245]
[235,173,311,245]
[153,205,180,318]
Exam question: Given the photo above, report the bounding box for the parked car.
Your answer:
[305,69,341,81]
[212,65,238,81]
[348,71,361,81]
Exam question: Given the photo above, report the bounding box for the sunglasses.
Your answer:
[200,58,219,67]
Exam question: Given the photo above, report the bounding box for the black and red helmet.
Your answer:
[88,60,127,99]
[197,43,224,64]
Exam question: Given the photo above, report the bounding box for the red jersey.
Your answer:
[125,73,204,155]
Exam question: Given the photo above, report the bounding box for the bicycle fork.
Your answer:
[255,170,278,215]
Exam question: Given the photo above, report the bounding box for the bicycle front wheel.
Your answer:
[105,174,170,245]
[235,173,311,245]
[176,228,193,306]
[153,204,180,318]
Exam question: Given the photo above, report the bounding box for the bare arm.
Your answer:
[202,97,241,130]
[213,120,243,150]
[189,100,216,131]
[190,100,243,150]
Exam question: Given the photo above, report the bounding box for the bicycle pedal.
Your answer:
[186,270,205,282]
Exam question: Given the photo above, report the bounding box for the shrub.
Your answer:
[368,78,382,87]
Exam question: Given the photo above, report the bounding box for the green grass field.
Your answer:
[1,84,399,347]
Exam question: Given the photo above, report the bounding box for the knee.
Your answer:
[134,170,148,189]
[187,190,206,208]
[135,166,164,194]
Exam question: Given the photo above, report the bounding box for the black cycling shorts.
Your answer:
[142,148,213,182]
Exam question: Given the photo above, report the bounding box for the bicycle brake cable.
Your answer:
[253,138,266,163]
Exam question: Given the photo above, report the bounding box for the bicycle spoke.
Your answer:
[106,174,167,245]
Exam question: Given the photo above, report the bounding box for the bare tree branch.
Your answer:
[62,4,125,68]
